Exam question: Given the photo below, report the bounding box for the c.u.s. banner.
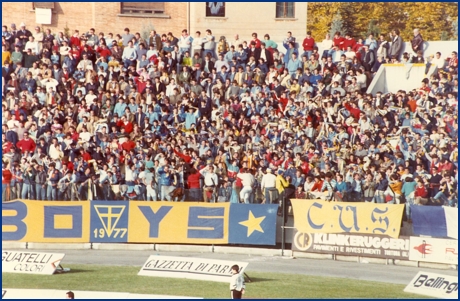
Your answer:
[291,199,404,238]
[2,201,278,245]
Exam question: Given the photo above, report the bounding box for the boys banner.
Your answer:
[290,199,404,238]
[2,201,278,245]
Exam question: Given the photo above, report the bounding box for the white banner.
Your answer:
[409,237,458,265]
[138,255,249,283]
[444,207,458,240]
[2,250,65,275]
[404,271,458,299]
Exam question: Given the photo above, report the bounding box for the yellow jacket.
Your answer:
[276,175,289,194]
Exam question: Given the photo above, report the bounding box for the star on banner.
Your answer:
[239,210,266,237]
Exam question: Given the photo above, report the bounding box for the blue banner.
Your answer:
[411,206,447,238]
[228,204,278,245]
[90,201,129,243]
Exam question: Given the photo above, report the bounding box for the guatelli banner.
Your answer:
[2,250,65,275]
[291,229,410,260]
[2,200,278,245]
[290,199,404,238]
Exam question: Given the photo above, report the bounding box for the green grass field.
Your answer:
[2,264,429,299]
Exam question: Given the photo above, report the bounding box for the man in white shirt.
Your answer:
[191,31,203,58]
[430,52,446,70]
[178,29,193,56]
[122,41,138,68]
[261,168,277,204]
[229,264,245,299]
[200,165,219,202]
[237,168,255,204]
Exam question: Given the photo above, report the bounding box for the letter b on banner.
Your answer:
[2,201,27,241]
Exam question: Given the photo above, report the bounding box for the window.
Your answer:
[276,2,295,18]
[120,2,165,14]
[33,2,55,10]
[206,2,225,17]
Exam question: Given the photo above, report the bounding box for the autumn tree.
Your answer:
[307,2,458,42]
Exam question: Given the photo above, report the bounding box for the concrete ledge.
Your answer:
[393,259,418,267]
[155,244,212,253]
[2,241,27,249]
[92,243,154,251]
[292,252,333,260]
[336,255,359,262]
[27,242,91,250]
[419,261,453,270]
[359,257,387,265]
[214,246,281,256]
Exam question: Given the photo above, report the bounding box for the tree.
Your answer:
[366,19,381,38]
[307,2,458,42]
[452,19,458,40]
[329,10,345,37]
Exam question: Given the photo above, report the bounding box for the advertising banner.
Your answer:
[409,236,458,265]
[404,271,458,299]
[138,255,248,282]
[2,250,65,275]
[291,230,410,260]
[291,199,404,238]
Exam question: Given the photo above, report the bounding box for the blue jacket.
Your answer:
[157,166,175,186]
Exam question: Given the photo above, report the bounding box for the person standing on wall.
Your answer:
[229,265,245,299]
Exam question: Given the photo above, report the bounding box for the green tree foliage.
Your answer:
[307,2,458,41]
[329,10,345,37]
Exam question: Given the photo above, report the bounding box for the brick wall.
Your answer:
[190,2,307,47]
[2,2,187,38]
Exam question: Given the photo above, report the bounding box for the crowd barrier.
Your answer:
[2,199,457,266]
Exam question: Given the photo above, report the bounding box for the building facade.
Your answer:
[2,2,306,46]
[190,2,307,48]
[2,2,187,37]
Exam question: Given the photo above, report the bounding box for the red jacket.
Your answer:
[252,38,261,48]
[333,36,345,48]
[187,172,201,189]
[300,161,310,175]
[344,102,361,120]
[117,120,133,134]
[266,153,283,167]
[16,139,36,153]
[342,38,356,51]
[174,149,192,164]
[414,185,428,198]
[70,36,80,48]
[2,169,12,184]
[302,37,315,51]
[121,140,136,152]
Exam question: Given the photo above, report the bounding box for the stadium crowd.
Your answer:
[1,22,458,220]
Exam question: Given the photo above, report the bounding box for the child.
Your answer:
[229,265,245,299]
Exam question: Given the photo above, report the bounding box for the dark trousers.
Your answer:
[231,290,242,299]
